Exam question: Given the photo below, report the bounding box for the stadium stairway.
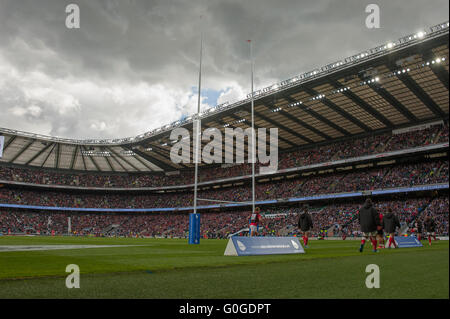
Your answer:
[377,136,391,153]
[228,227,249,238]
[436,162,446,177]
[379,136,392,153]
[432,128,442,144]
[402,198,435,234]
[279,225,295,236]
[103,224,120,236]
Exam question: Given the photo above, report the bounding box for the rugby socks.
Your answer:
[428,236,432,245]
[304,236,309,246]
[388,236,397,248]
[359,239,365,252]
[371,239,378,251]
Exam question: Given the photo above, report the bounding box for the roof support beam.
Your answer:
[277,107,332,140]
[101,147,115,172]
[41,143,57,168]
[303,87,371,132]
[236,109,299,147]
[25,142,54,166]
[54,143,60,169]
[107,147,140,172]
[9,139,35,163]
[80,146,87,171]
[3,135,16,152]
[282,110,331,140]
[368,83,419,123]
[283,95,351,136]
[70,145,79,170]
[397,73,446,118]
[246,106,311,145]
[146,144,190,169]
[130,149,159,171]
[385,60,445,118]
[423,51,449,90]
[82,146,102,172]
[203,120,245,160]
[128,146,178,171]
[429,63,449,90]
[227,114,270,148]
[328,79,393,127]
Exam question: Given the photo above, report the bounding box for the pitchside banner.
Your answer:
[0,136,4,158]
[394,236,423,248]
[224,236,305,256]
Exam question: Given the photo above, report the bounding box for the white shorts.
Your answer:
[250,225,258,234]
[363,231,377,238]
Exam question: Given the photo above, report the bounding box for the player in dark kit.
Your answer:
[383,207,401,249]
[358,198,381,253]
[424,215,437,246]
[298,205,313,248]
[376,211,385,249]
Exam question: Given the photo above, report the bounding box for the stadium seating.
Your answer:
[1,196,447,238]
[0,123,447,188]
[0,160,447,209]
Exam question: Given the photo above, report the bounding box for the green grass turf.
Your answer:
[0,236,448,299]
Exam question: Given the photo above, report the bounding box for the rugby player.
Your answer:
[358,198,381,253]
[382,207,400,249]
[249,207,262,237]
[298,204,313,248]
[424,215,437,246]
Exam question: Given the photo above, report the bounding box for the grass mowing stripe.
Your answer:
[0,247,447,299]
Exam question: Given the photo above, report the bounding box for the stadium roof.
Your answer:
[0,21,449,173]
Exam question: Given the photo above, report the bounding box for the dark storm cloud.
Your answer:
[0,0,448,139]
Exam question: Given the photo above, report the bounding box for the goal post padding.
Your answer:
[188,213,201,244]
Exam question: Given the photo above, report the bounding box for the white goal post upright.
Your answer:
[193,32,203,215]
[248,39,256,216]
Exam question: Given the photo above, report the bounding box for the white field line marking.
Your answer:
[0,245,145,252]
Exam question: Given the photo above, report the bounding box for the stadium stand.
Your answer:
[1,123,448,188]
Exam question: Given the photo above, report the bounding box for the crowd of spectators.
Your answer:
[0,160,447,209]
[384,123,447,152]
[1,123,447,188]
[1,196,447,238]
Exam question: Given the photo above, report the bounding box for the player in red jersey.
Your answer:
[249,207,262,237]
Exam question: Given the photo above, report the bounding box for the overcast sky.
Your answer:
[0,0,448,139]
